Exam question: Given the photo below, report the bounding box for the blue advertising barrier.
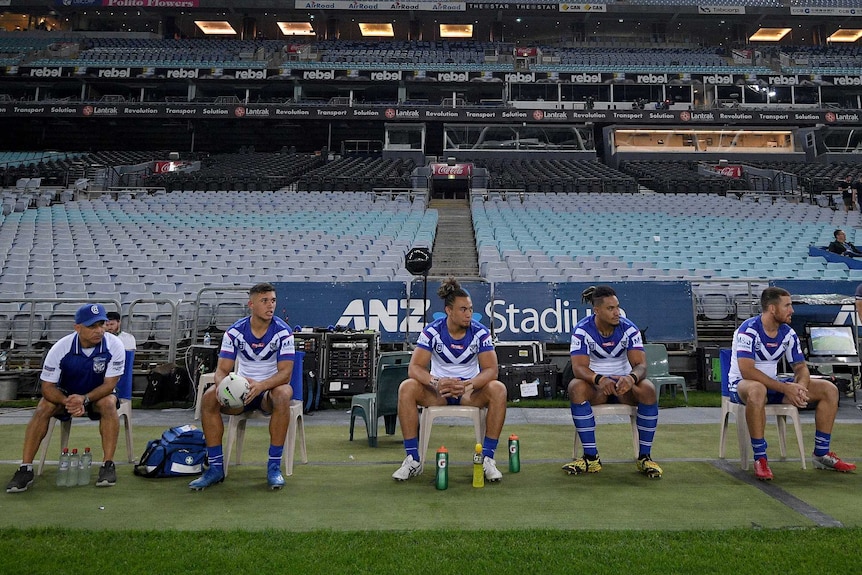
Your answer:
[277,282,407,344]
[276,280,696,345]
[489,281,696,344]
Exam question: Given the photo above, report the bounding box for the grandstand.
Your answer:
[2,2,862,382]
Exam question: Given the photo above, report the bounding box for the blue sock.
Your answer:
[571,401,598,457]
[482,436,499,460]
[636,403,659,459]
[814,430,831,457]
[751,437,768,461]
[207,445,224,472]
[404,437,419,462]
[268,444,284,468]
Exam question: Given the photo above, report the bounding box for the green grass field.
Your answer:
[0,406,859,573]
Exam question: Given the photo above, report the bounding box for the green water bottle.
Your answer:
[508,434,520,473]
[435,446,448,490]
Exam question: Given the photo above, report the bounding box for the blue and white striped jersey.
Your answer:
[727,315,805,392]
[416,317,494,380]
[570,315,643,376]
[219,316,295,382]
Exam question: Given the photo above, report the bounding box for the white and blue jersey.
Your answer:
[220,316,295,382]
[416,317,494,380]
[570,315,643,376]
[727,315,805,393]
[40,332,126,396]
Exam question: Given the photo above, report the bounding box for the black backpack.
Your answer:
[142,364,193,408]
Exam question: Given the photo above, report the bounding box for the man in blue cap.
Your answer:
[6,303,126,493]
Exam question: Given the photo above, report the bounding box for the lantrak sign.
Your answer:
[293,0,465,9]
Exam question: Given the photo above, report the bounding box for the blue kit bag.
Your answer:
[133,424,207,478]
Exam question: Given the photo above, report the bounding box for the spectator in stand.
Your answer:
[838,176,854,213]
[827,229,862,258]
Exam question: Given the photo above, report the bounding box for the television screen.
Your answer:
[806,325,858,357]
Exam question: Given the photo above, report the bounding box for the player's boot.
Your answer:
[392,455,422,481]
[189,466,225,490]
[267,462,286,490]
[753,457,773,481]
[562,455,602,475]
[636,455,663,479]
[812,451,856,472]
[483,456,503,482]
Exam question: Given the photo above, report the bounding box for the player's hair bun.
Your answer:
[437,276,461,300]
[583,285,617,305]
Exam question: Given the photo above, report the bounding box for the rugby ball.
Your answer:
[217,373,250,409]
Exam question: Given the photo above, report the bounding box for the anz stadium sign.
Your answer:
[276,281,696,344]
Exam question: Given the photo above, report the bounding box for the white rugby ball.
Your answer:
[217,373,250,409]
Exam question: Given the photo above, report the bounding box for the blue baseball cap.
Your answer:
[75,303,108,327]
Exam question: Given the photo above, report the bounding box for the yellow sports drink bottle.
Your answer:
[472,443,484,488]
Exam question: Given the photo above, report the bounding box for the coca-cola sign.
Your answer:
[714,165,742,178]
[430,163,473,178]
[154,160,181,173]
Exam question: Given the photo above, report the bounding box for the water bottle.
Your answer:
[203,332,211,346]
[78,447,93,486]
[472,443,484,488]
[508,434,521,473]
[435,446,448,491]
[67,449,80,487]
[56,448,70,487]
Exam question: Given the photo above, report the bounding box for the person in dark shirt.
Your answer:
[838,176,854,213]
[827,229,862,258]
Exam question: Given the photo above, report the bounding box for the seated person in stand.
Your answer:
[827,229,862,258]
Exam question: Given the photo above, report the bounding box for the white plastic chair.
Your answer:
[36,398,135,475]
[718,396,806,470]
[417,405,487,473]
[223,400,307,476]
[194,372,215,420]
[572,404,639,460]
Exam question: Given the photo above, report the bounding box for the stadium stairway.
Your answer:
[428,199,480,279]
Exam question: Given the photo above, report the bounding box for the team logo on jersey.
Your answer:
[621,336,629,348]
[587,341,596,352]
[469,343,479,354]
[92,357,107,374]
[236,340,245,351]
[270,340,279,351]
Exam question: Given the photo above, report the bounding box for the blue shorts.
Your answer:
[57,393,120,422]
[729,376,792,405]
[241,391,271,415]
[445,396,462,406]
